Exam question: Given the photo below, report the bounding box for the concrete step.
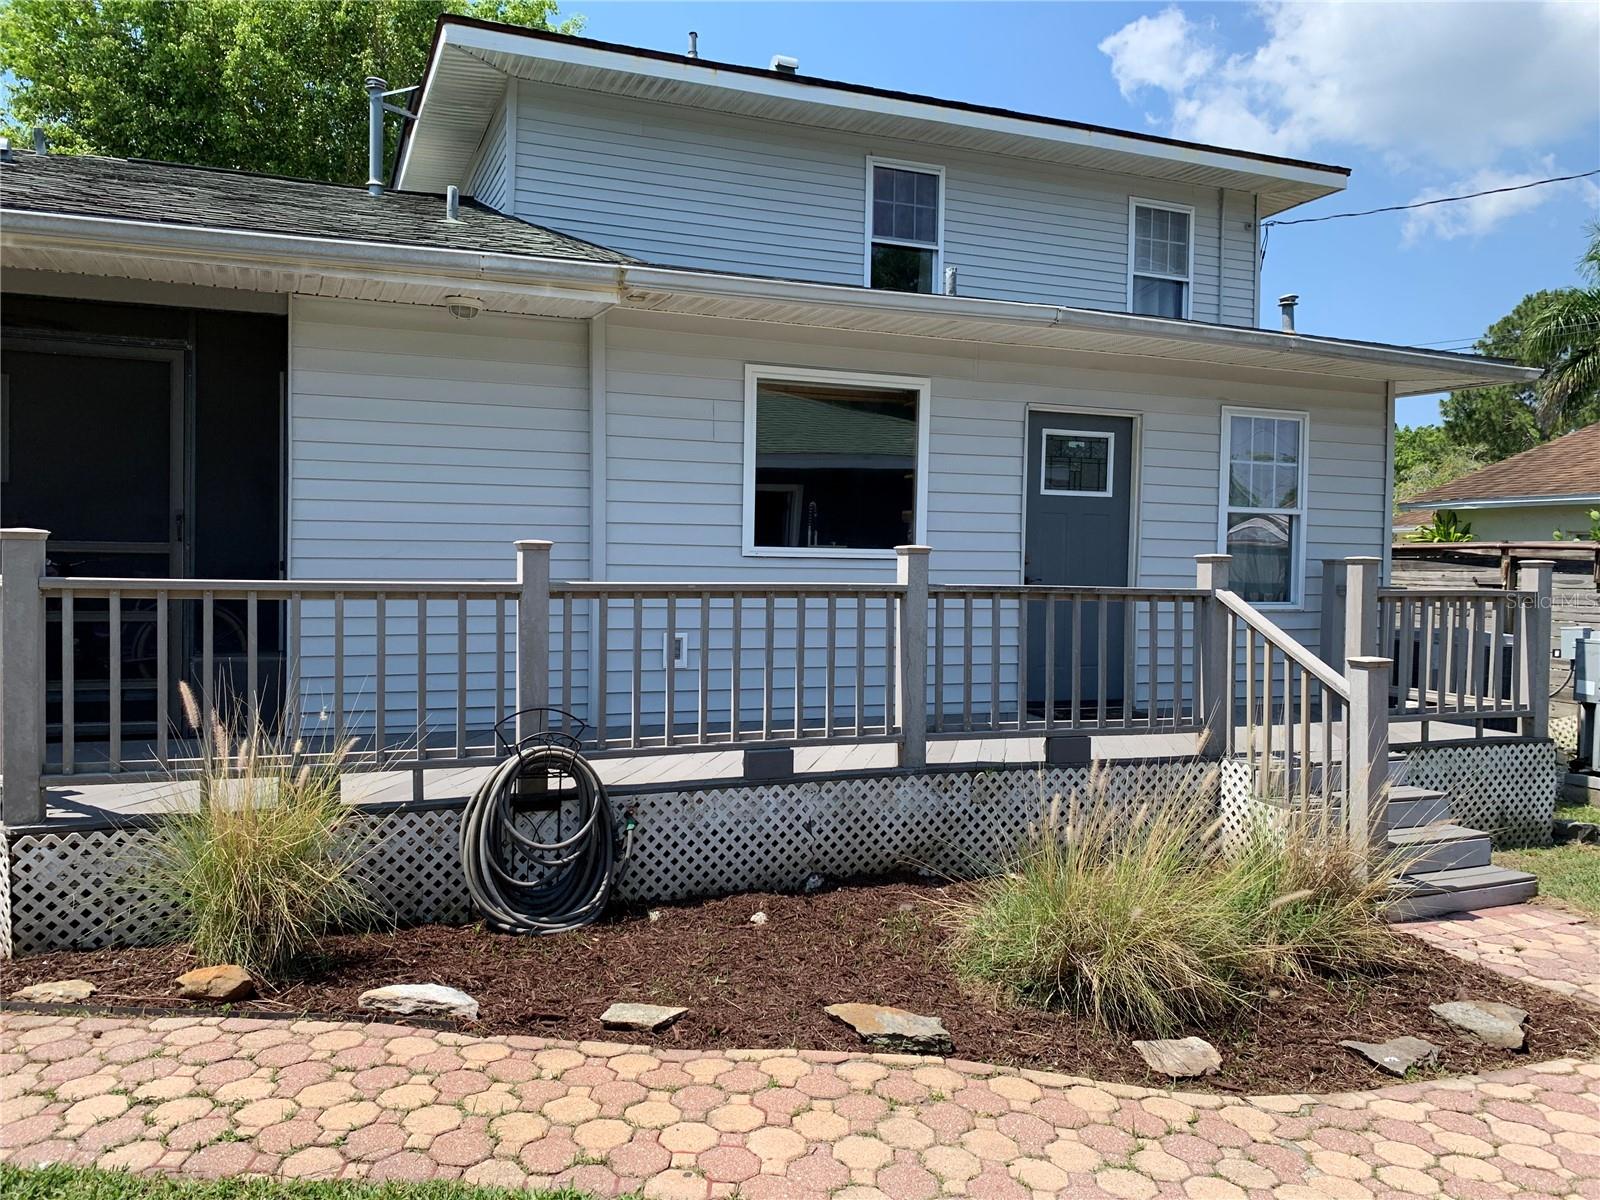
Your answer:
[1384,786,1452,831]
[1387,823,1493,874]
[1385,864,1539,922]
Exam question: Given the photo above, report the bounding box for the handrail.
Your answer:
[1215,588,1349,698]
[42,576,518,597]
[555,581,906,597]
[1377,586,1533,601]
[930,584,1207,598]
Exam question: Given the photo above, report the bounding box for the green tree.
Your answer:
[0,0,580,185]
[1393,423,1482,509]
[1523,227,1600,434]
[1439,291,1566,460]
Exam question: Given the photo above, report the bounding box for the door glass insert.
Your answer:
[1041,431,1113,496]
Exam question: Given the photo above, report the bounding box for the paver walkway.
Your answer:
[0,906,1597,1199]
[1404,903,1600,1009]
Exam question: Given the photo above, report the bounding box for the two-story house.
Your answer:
[0,16,1539,768]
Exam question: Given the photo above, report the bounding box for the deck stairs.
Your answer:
[1382,783,1537,921]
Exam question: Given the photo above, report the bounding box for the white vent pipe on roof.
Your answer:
[687,31,699,58]
[770,54,798,74]
[446,185,461,221]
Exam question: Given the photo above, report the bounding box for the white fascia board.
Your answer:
[620,264,1542,388]
[1397,494,1600,512]
[434,22,1348,196]
[0,210,625,302]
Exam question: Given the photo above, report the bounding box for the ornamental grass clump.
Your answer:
[944,767,1402,1035]
[143,683,377,978]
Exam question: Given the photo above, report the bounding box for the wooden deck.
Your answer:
[32,718,1515,826]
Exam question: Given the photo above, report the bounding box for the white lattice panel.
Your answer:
[7,759,1222,956]
[1400,739,1559,847]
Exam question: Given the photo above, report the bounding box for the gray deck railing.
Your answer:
[2,526,1547,838]
[1322,556,1552,739]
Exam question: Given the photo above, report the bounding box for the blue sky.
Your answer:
[577,1,1600,426]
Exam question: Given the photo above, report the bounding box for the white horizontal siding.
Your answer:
[287,296,592,736]
[513,83,1258,320]
[464,92,509,210]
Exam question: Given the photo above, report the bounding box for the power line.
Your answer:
[1261,168,1600,228]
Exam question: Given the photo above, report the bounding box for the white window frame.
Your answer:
[1216,405,1309,609]
[1127,197,1195,320]
[1039,427,1115,498]
[864,156,945,292]
[742,363,931,560]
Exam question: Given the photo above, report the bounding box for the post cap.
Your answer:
[1343,556,1383,566]
[1517,559,1558,568]
[894,544,932,556]
[1194,553,1232,563]
[513,539,554,551]
[1346,655,1393,669]
[0,527,49,540]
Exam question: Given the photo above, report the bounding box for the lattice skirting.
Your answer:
[2,758,1219,958]
[1398,738,1559,847]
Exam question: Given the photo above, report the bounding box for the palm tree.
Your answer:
[1524,227,1600,433]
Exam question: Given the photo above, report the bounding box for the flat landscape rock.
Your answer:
[1132,1036,1222,1078]
[175,964,256,1002]
[825,1003,953,1054]
[359,983,479,1020]
[1341,1036,1439,1077]
[10,979,96,1004]
[601,1002,687,1032]
[1430,1000,1528,1049]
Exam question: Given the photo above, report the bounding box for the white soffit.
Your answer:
[396,24,1348,216]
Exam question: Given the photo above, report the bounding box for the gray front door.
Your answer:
[1023,413,1134,717]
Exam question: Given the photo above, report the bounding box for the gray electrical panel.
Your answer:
[1561,626,1599,769]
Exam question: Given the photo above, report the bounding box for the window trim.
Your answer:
[864,156,946,291]
[742,363,932,560]
[1216,405,1309,609]
[1038,427,1115,498]
[1127,197,1195,319]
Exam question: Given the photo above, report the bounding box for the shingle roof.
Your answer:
[0,150,633,264]
[1406,421,1600,506]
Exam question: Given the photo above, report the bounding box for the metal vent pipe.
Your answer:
[1279,293,1299,333]
[687,31,699,58]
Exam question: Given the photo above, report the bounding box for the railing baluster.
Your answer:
[631,592,644,750]
[334,592,346,750]
[794,594,807,739]
[156,590,169,769]
[202,590,215,722]
[1244,624,1256,770]
[1262,640,1275,788]
[415,595,428,757]
[60,591,74,774]
[1043,597,1056,732]
[1419,599,1435,718]
[882,592,896,736]
[490,593,502,737]
[1096,598,1108,727]
[108,591,121,773]
[1146,596,1158,731]
[730,593,742,742]
[987,595,1000,733]
[825,594,837,739]
[1017,592,1029,730]
[1488,594,1504,714]
[666,592,679,747]
[961,592,973,733]
[246,592,259,729]
[560,594,573,737]
[857,594,869,737]
[1068,596,1082,730]
[1298,667,1311,812]
[376,594,388,756]
[1122,600,1136,730]
[933,593,945,734]
[595,596,608,751]
[698,594,710,745]
[455,593,467,759]
[288,592,302,744]
[763,592,775,742]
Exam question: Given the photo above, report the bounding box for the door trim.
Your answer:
[1021,404,1141,587]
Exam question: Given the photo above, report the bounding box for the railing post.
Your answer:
[515,540,553,744]
[1343,556,1381,662]
[1319,559,1346,665]
[1516,559,1554,739]
[896,545,931,770]
[1195,553,1231,758]
[1345,655,1391,851]
[1,528,50,826]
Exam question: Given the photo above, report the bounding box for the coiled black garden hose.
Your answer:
[459,738,633,935]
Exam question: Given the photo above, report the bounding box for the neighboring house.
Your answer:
[0,16,1537,736]
[1398,422,1600,542]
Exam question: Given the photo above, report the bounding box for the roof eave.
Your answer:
[396,18,1349,212]
[1399,493,1600,512]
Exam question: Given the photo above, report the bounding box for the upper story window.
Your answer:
[1218,407,1308,607]
[868,159,943,293]
[1129,199,1193,319]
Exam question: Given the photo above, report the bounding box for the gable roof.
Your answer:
[395,16,1349,215]
[0,149,633,265]
[1401,422,1600,509]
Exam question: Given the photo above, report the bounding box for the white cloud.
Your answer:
[1098,1,1600,168]
[1400,162,1581,243]
[1098,8,1216,100]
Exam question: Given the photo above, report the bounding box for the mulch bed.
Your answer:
[5,879,1597,1095]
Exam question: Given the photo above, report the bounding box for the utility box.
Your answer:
[1560,626,1599,771]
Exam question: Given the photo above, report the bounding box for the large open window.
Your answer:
[743,366,929,558]
[1129,199,1193,319]
[866,159,943,294]
[1218,407,1308,606]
